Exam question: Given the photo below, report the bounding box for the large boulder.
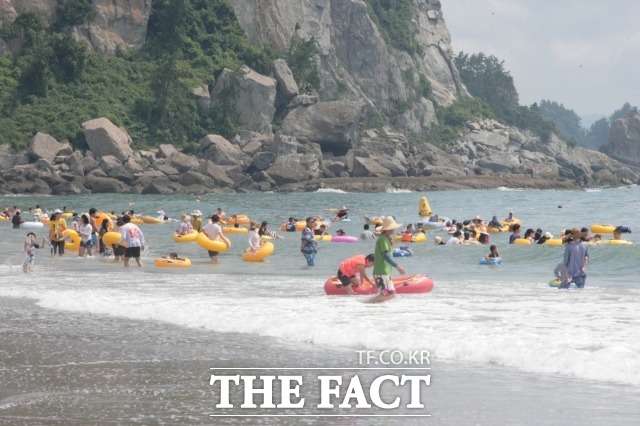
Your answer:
[98,155,133,184]
[198,134,248,166]
[280,101,363,152]
[210,66,277,133]
[28,133,65,163]
[82,118,134,162]
[85,176,128,193]
[265,154,321,185]
[197,160,235,188]
[167,151,200,173]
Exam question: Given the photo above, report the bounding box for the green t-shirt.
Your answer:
[373,233,393,276]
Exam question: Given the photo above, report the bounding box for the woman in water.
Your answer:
[485,244,500,263]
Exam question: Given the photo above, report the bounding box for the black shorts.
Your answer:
[124,246,141,259]
[51,240,65,254]
[207,250,219,257]
[337,269,355,287]
[112,245,125,256]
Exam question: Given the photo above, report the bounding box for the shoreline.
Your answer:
[1,296,639,425]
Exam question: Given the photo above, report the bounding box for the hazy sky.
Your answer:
[442,0,640,119]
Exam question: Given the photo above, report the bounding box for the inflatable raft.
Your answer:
[324,274,434,295]
[479,257,502,265]
[331,235,358,243]
[393,246,413,257]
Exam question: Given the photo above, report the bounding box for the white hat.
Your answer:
[157,210,165,215]
[544,231,553,239]
[54,209,63,214]
[190,210,202,216]
[380,216,403,231]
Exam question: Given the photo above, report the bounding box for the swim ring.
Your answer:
[393,246,413,257]
[314,234,332,241]
[548,279,562,288]
[479,257,503,265]
[63,229,81,251]
[196,232,230,252]
[324,274,434,295]
[331,235,358,243]
[543,239,563,246]
[242,241,275,262]
[393,233,427,243]
[154,256,191,267]
[21,222,44,229]
[590,224,616,234]
[280,221,306,232]
[222,227,248,234]
[102,231,126,246]
[487,225,509,233]
[501,218,521,228]
[142,216,164,224]
[60,212,73,218]
[513,238,531,245]
[39,217,51,223]
[597,239,633,245]
[173,230,198,242]
[222,214,250,226]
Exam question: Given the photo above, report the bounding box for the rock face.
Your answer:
[229,0,468,134]
[605,112,640,167]
[0,0,151,56]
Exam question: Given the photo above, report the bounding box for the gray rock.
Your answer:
[64,151,85,176]
[273,58,299,108]
[352,157,392,177]
[179,171,215,187]
[167,151,200,173]
[476,153,520,172]
[85,176,128,193]
[281,101,363,150]
[210,66,277,133]
[197,160,235,188]
[605,112,640,166]
[28,132,65,163]
[198,134,247,166]
[157,144,178,159]
[81,156,100,174]
[57,143,73,157]
[155,163,180,176]
[265,154,321,185]
[250,151,277,171]
[99,155,133,184]
[82,118,134,162]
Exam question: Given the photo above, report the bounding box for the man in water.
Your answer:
[559,227,589,289]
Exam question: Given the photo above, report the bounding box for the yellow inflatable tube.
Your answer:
[154,256,192,267]
[590,224,616,234]
[61,212,73,218]
[64,229,81,251]
[501,218,521,228]
[598,239,633,245]
[242,241,274,262]
[394,233,427,243]
[196,232,230,252]
[102,231,126,247]
[315,234,332,241]
[543,238,563,246]
[222,214,250,226]
[280,221,306,232]
[513,238,531,245]
[142,216,164,224]
[222,226,248,234]
[173,230,198,242]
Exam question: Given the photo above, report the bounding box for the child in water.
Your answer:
[23,232,46,273]
[485,244,500,263]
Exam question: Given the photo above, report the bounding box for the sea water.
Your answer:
[0,187,639,424]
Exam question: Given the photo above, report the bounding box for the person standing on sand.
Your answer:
[366,216,406,304]
[559,227,589,289]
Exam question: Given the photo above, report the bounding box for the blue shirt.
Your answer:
[301,227,317,253]
[563,241,589,277]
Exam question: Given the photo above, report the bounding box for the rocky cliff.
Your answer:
[1,0,639,194]
[0,0,150,56]
[605,112,640,167]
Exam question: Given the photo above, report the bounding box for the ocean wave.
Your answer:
[316,188,347,193]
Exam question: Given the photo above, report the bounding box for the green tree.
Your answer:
[610,102,638,122]
[54,0,96,30]
[584,118,609,151]
[454,52,519,119]
[286,37,320,93]
[538,100,585,145]
[364,0,416,54]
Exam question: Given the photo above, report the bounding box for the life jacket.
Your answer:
[401,232,413,242]
[339,254,366,277]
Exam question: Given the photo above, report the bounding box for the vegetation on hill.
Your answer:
[0,0,276,151]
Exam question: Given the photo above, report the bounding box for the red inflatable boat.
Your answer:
[324,274,434,295]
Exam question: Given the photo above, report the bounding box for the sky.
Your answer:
[442,0,640,122]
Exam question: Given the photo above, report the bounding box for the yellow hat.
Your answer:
[380,216,403,231]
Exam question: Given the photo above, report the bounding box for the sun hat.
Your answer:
[380,216,403,231]
[544,231,553,239]
[570,227,581,238]
[54,209,62,214]
[190,209,202,216]
[434,236,443,244]
[472,215,484,221]
[339,206,348,210]
[157,210,165,215]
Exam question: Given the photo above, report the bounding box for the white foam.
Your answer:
[2,272,639,387]
[315,188,347,193]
